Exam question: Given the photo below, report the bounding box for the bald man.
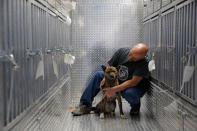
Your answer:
[72,43,150,116]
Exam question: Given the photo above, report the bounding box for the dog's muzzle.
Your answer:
[109,75,117,80]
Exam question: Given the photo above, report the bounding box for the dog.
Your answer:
[90,65,126,119]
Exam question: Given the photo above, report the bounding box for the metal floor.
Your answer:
[9,78,197,131]
[10,80,163,131]
[63,98,162,131]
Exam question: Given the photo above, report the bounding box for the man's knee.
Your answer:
[121,88,140,100]
[121,89,141,106]
[94,71,104,79]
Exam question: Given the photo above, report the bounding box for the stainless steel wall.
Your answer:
[143,0,197,105]
[160,9,175,89]
[1,0,197,130]
[175,1,197,102]
[0,0,71,129]
[0,1,3,130]
[143,1,197,130]
[71,0,144,101]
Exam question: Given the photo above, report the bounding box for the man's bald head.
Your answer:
[128,43,148,61]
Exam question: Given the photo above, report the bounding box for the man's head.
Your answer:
[128,43,148,62]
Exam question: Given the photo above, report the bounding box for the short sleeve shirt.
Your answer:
[108,47,150,91]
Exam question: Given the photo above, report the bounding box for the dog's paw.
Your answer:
[90,111,95,114]
[100,113,104,119]
[120,114,127,119]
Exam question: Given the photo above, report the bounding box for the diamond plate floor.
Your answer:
[9,80,197,131]
[62,96,163,131]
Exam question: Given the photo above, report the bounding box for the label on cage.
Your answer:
[66,16,71,26]
[64,54,75,65]
[35,56,44,80]
[64,54,70,64]
[183,66,194,82]
[52,55,59,79]
[72,2,76,10]
[148,60,155,72]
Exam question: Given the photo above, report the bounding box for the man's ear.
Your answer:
[101,65,106,71]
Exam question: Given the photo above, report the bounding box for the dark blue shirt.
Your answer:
[108,47,150,91]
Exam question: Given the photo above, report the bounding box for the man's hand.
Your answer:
[100,78,105,90]
[102,87,116,99]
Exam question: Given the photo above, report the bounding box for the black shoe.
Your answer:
[130,107,140,116]
[71,104,91,116]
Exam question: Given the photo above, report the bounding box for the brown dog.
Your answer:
[91,65,126,119]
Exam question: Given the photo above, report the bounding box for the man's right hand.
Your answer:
[100,78,105,90]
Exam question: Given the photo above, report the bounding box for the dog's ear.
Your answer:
[101,65,106,71]
[116,65,120,71]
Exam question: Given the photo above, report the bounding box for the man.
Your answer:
[72,43,150,116]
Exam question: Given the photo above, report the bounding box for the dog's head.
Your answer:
[101,65,119,81]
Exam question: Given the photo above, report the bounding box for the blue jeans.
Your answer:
[80,71,146,109]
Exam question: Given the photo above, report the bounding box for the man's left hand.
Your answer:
[102,87,116,99]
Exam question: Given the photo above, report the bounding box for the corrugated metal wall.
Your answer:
[150,16,161,80]
[144,0,197,105]
[0,0,71,130]
[143,0,197,130]
[175,1,197,103]
[0,1,3,130]
[160,9,175,89]
[1,0,197,130]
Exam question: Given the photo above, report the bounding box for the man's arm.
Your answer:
[102,76,143,98]
[100,78,105,90]
[113,76,143,92]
